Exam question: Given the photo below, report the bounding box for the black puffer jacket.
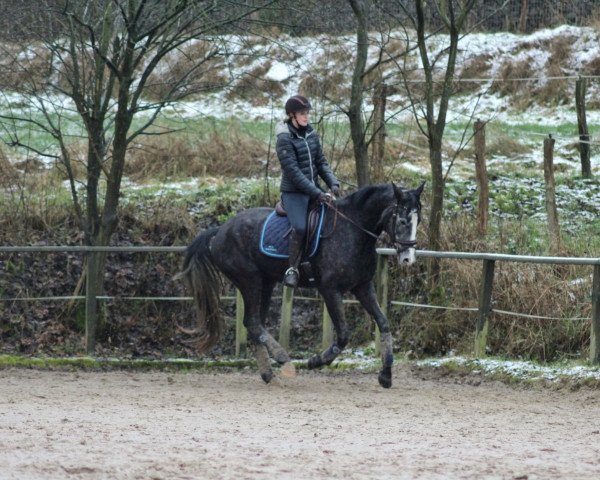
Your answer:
[276,121,339,198]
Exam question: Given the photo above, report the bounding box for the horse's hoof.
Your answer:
[378,369,392,389]
[260,371,274,384]
[280,362,296,378]
[307,355,321,370]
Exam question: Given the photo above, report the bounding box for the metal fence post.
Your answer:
[475,259,495,357]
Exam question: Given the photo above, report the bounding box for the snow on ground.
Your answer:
[417,355,600,383]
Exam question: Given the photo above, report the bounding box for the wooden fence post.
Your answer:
[85,252,99,355]
[235,289,247,356]
[590,264,600,364]
[278,286,293,350]
[474,119,489,236]
[322,305,334,350]
[543,135,561,253]
[575,77,592,178]
[474,259,495,357]
[374,254,389,355]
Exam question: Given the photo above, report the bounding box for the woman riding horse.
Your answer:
[177,180,425,389]
[276,95,340,288]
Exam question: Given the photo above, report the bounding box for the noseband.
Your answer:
[386,204,418,251]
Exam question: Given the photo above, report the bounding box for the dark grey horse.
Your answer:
[177,182,424,388]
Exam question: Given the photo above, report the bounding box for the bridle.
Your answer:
[322,197,419,251]
[385,203,419,251]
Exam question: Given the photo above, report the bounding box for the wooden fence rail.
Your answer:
[1,246,599,363]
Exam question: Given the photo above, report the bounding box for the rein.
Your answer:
[323,199,417,250]
[321,200,379,240]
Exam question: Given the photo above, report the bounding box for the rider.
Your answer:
[276,94,340,288]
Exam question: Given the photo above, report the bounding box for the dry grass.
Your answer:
[298,70,350,102]
[582,55,600,76]
[145,41,229,101]
[0,148,19,187]
[0,42,51,92]
[125,125,270,181]
[485,129,531,159]
[390,215,593,361]
[457,53,492,94]
[535,36,572,106]
[225,62,287,106]
[489,58,536,108]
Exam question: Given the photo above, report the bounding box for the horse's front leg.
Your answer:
[308,289,348,369]
[352,281,394,388]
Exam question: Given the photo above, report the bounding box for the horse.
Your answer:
[177,182,424,388]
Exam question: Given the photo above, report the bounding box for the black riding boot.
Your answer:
[283,230,303,288]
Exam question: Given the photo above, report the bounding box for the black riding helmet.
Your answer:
[285,95,312,115]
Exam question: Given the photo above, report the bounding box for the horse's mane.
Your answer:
[339,183,391,209]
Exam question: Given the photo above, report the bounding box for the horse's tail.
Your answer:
[174,227,223,353]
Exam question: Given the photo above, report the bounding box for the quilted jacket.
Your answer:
[275,121,339,198]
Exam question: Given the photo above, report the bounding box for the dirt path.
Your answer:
[1,365,599,480]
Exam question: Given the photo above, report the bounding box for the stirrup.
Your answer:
[283,267,299,288]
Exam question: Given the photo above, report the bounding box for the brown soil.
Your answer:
[1,365,600,480]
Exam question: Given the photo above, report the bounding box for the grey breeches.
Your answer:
[281,192,310,238]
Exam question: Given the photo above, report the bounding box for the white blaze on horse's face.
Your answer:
[391,181,424,267]
[397,210,418,266]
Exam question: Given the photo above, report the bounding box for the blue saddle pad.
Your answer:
[259,205,326,259]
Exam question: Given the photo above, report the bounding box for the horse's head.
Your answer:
[386,182,425,266]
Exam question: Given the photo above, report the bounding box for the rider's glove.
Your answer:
[318,193,332,203]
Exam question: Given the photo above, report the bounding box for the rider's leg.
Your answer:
[281,192,309,288]
[284,229,303,287]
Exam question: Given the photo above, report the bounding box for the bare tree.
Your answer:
[392,0,475,280]
[347,0,372,187]
[343,1,415,186]
[0,0,274,352]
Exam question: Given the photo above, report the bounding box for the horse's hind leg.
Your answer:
[240,280,293,383]
[352,281,393,388]
[259,281,295,377]
[308,289,348,369]
[238,282,274,383]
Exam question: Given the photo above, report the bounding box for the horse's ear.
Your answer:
[415,181,425,196]
[391,182,404,201]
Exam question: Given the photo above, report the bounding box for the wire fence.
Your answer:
[1,245,599,362]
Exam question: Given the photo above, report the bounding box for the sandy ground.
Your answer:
[1,365,600,480]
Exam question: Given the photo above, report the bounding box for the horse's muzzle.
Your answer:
[396,243,416,266]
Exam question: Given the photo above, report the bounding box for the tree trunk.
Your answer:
[518,0,529,33]
[348,0,371,187]
[428,134,444,285]
[410,0,476,287]
[371,82,387,183]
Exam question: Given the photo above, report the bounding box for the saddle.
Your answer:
[259,201,326,259]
